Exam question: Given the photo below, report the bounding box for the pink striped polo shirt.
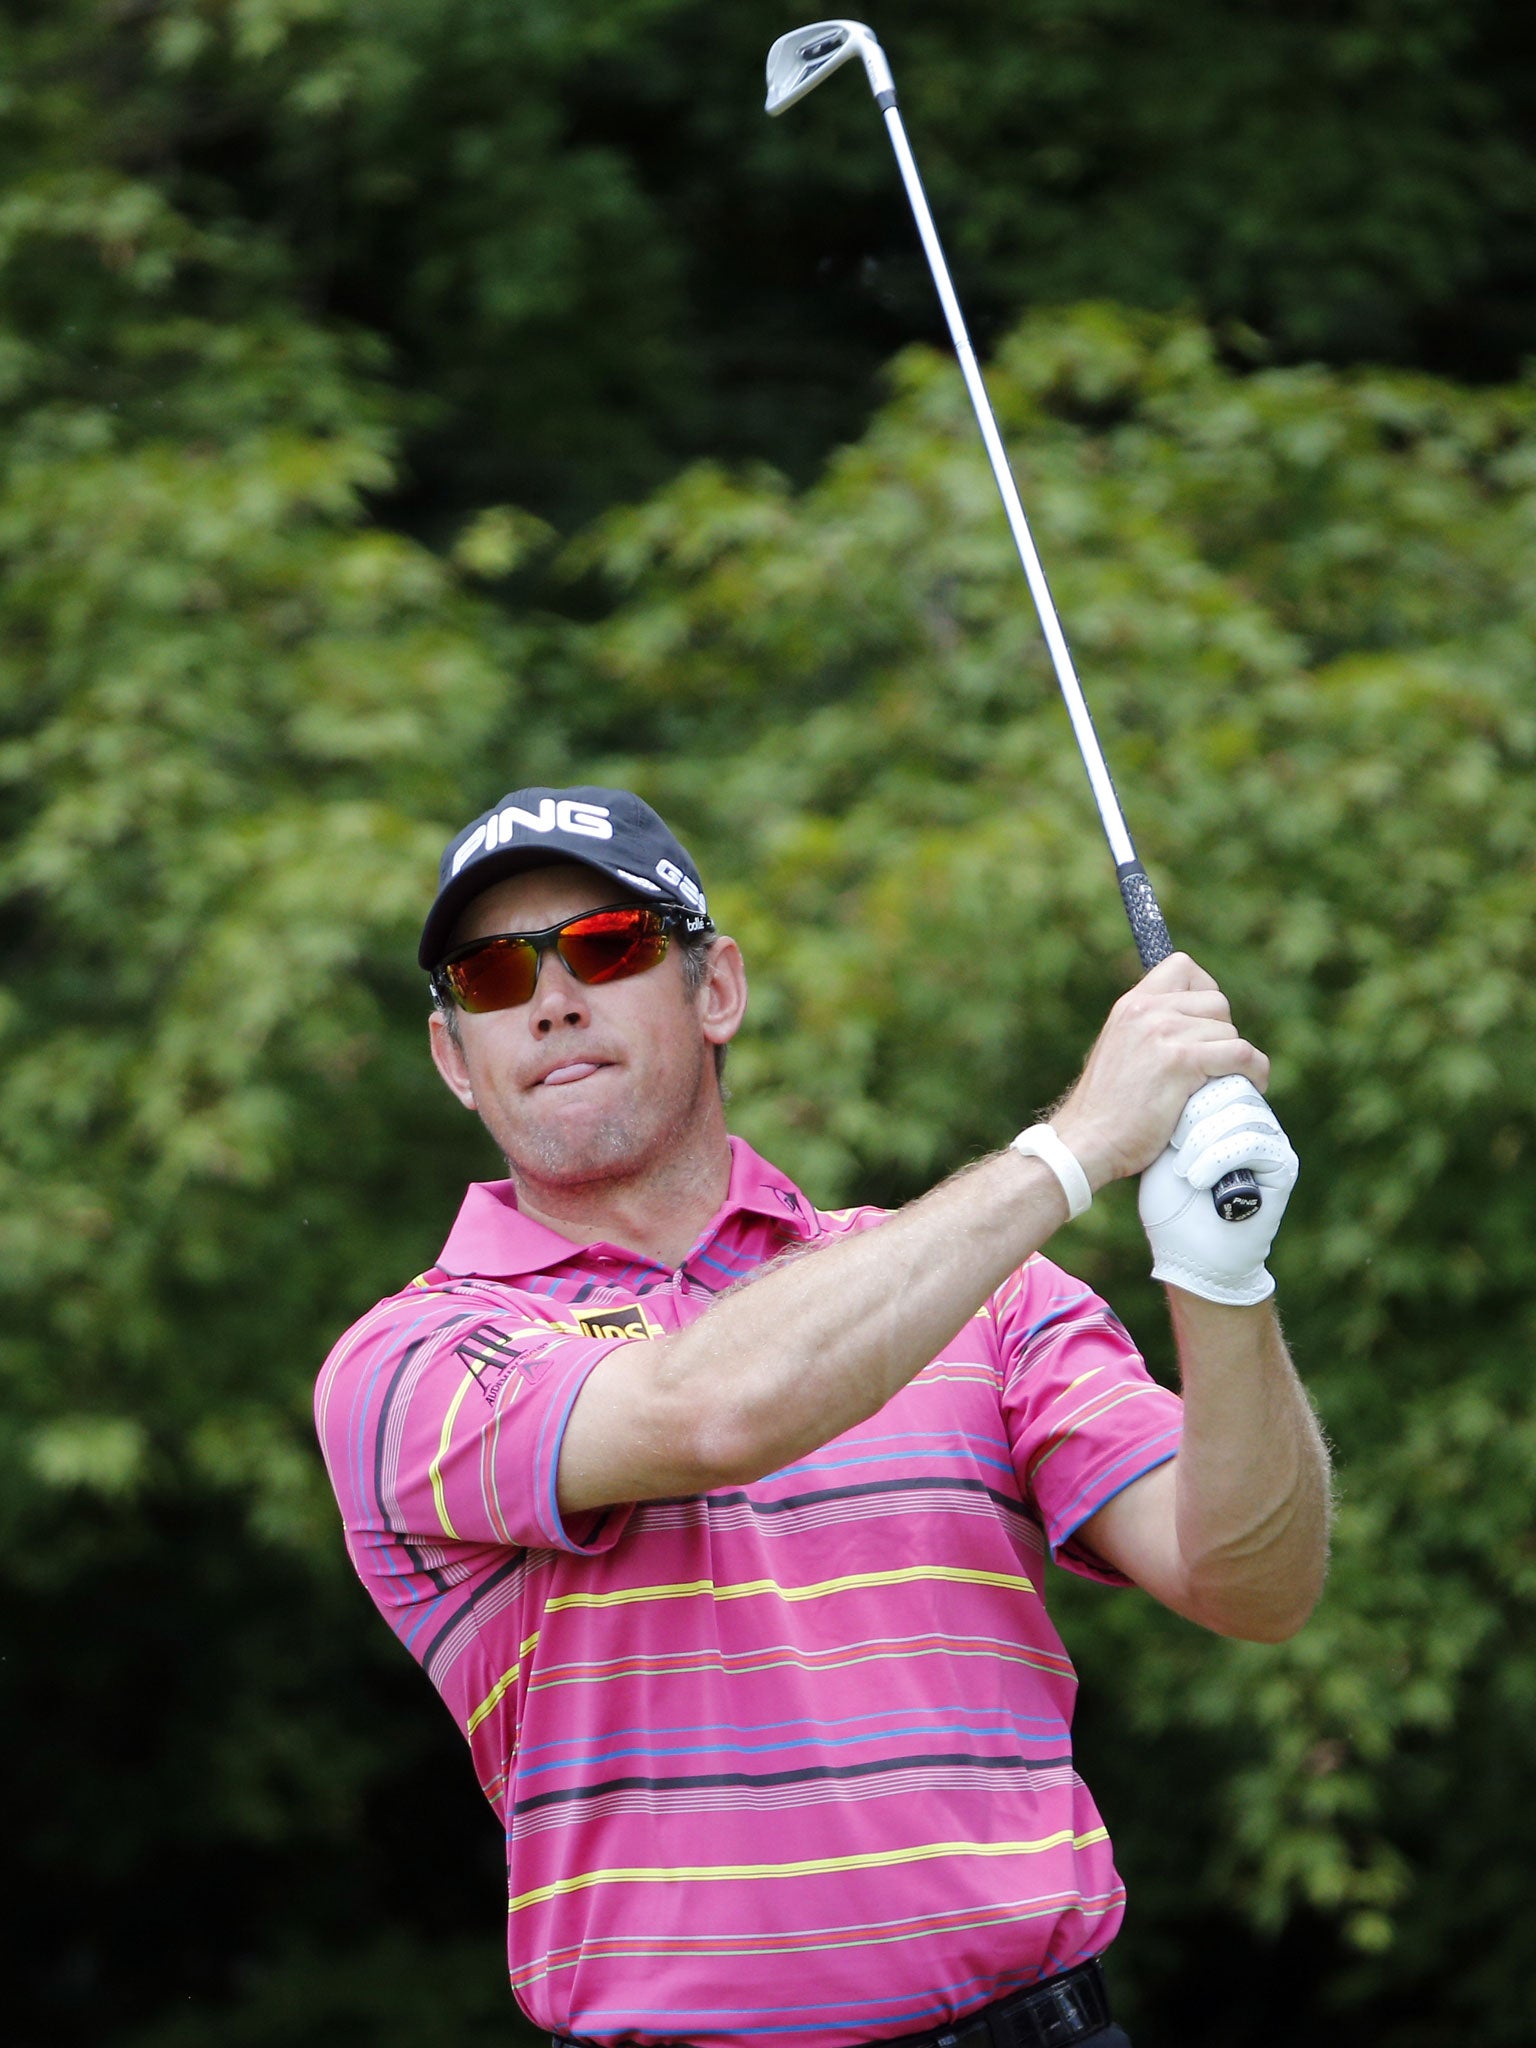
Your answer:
[315,1137,1182,2048]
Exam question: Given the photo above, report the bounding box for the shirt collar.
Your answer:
[434,1134,819,1281]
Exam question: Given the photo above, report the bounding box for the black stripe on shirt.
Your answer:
[512,1746,1072,1818]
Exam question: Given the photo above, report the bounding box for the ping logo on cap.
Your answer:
[451,798,614,877]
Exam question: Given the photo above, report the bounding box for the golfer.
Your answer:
[316,784,1330,2048]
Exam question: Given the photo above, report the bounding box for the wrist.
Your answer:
[1164,1281,1279,1323]
[1011,1123,1092,1221]
[1153,1257,1276,1308]
[1043,1111,1123,1193]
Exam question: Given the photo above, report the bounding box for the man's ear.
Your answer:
[698,937,748,1050]
[428,1008,478,1110]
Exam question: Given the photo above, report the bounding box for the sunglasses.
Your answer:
[432,903,706,1014]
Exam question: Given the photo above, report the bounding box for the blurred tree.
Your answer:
[0,155,544,2047]
[3,0,1534,529]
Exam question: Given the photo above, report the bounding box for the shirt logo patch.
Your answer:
[572,1302,659,1343]
[456,1327,533,1403]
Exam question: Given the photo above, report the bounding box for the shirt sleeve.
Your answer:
[993,1255,1183,1584]
[315,1282,637,1558]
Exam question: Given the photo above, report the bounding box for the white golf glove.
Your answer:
[1138,1075,1298,1305]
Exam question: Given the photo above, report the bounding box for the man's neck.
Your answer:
[506,1128,735,1270]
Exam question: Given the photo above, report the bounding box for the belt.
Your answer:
[884,1960,1112,2048]
[550,1957,1112,2048]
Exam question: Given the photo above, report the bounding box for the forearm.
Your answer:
[561,949,1278,1517]
[1165,1290,1332,1640]
[559,1145,1070,1510]
[658,955,1275,1494]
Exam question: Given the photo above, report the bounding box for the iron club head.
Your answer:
[765,20,892,115]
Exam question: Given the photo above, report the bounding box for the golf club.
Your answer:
[766,20,1261,1223]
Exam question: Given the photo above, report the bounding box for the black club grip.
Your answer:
[1116,860,1173,970]
[1114,860,1261,1223]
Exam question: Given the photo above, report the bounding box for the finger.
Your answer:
[1183,1094,1277,1152]
[1138,951,1220,995]
[1133,1014,1240,1055]
[1114,995,1236,1048]
[1196,1040,1269,1091]
[1121,986,1232,1019]
[1157,991,1235,1025]
[1184,1131,1297,1192]
[1179,1073,1267,1128]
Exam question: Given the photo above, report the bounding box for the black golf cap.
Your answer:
[418,784,713,969]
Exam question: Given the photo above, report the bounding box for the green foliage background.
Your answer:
[5,4,1536,2045]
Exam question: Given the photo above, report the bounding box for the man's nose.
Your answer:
[528,953,590,1033]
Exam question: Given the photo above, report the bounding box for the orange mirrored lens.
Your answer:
[440,907,671,1013]
[442,937,539,1013]
[560,909,669,984]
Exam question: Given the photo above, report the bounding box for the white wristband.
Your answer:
[1011,1123,1093,1221]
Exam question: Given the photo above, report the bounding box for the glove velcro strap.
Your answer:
[1011,1124,1093,1221]
[1149,1251,1276,1307]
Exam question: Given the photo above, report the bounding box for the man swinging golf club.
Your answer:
[316,784,1330,2048]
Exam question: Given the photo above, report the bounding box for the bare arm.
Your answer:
[558,952,1263,1515]
[558,1143,1070,1510]
[1075,1293,1331,1642]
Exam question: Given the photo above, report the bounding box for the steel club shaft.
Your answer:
[766,21,1261,1222]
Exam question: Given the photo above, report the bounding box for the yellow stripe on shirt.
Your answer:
[429,1371,478,1538]
[466,1629,543,1734]
[542,1564,1034,1618]
[509,1829,1110,1913]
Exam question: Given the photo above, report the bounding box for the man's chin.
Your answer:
[501,1116,656,1190]
[489,1054,715,1193]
